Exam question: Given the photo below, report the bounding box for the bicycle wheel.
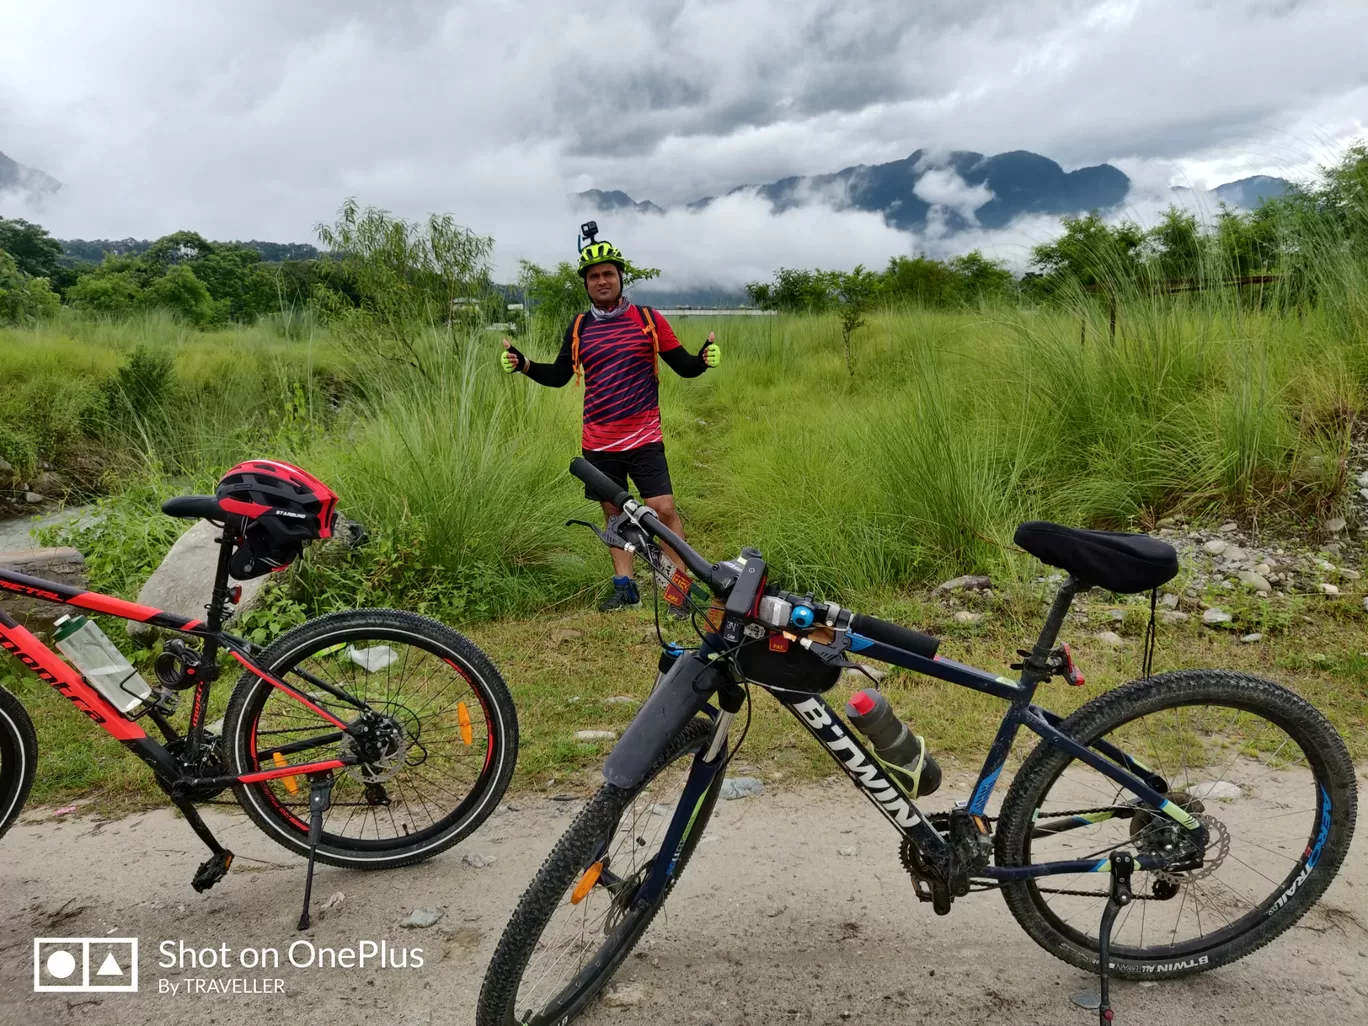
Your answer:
[224,608,517,868]
[996,669,1356,978]
[478,717,722,1026]
[0,684,37,841]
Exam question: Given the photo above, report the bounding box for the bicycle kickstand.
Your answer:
[297,772,335,931]
[1095,850,1134,1025]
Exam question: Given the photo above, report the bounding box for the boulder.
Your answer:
[0,457,15,486]
[126,520,266,640]
[0,548,88,636]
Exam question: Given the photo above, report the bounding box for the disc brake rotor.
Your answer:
[1156,813,1230,883]
[338,718,409,784]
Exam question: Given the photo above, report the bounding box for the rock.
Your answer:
[0,456,14,485]
[1253,563,1271,576]
[32,471,67,497]
[1359,470,1368,488]
[127,520,267,640]
[1240,633,1263,644]
[1190,780,1242,801]
[1360,488,1368,502]
[0,548,88,636]
[1363,596,1368,614]
[1219,522,1238,533]
[1327,517,1347,534]
[1223,545,1248,562]
[1108,609,1125,622]
[1237,571,1272,592]
[1322,583,1340,596]
[952,610,982,624]
[574,730,617,741]
[604,695,639,706]
[601,983,646,1008]
[463,853,497,869]
[1202,539,1227,555]
[1095,631,1126,648]
[1202,608,1232,625]
[1160,593,1180,609]
[1160,611,1189,624]
[400,908,444,928]
[837,846,858,857]
[24,492,45,504]
[719,776,764,800]
[320,891,346,911]
[550,628,583,645]
[1342,568,1362,580]
[932,574,992,596]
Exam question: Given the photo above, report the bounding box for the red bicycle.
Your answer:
[0,460,518,927]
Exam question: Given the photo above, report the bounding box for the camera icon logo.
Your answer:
[33,938,139,992]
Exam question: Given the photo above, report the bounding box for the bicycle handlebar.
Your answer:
[567,458,940,658]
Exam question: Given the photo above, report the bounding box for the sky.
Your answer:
[1,0,1365,288]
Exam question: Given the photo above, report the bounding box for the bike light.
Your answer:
[228,586,242,605]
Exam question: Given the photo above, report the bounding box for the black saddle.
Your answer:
[1014,521,1178,594]
[161,495,230,521]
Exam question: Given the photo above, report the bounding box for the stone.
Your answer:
[1360,488,1368,502]
[127,520,267,640]
[0,456,14,485]
[1327,517,1348,534]
[1160,611,1189,624]
[463,852,497,869]
[952,610,982,624]
[844,662,889,681]
[32,471,67,497]
[1223,545,1248,562]
[1095,631,1126,647]
[1240,633,1263,644]
[1160,593,1180,609]
[604,695,639,706]
[1322,583,1340,596]
[719,776,764,800]
[574,730,617,741]
[1109,609,1125,622]
[1202,539,1227,555]
[24,492,44,504]
[1363,596,1368,614]
[837,846,858,857]
[1237,571,1272,592]
[1219,522,1238,533]
[320,891,346,911]
[1253,563,1271,575]
[1342,568,1362,580]
[1358,470,1368,488]
[601,983,646,1008]
[1190,780,1242,801]
[0,548,88,636]
[400,908,444,928]
[932,574,992,596]
[1202,608,1232,625]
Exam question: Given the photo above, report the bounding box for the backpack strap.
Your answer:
[570,312,587,387]
[636,305,660,379]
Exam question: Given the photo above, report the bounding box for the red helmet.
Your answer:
[215,460,339,579]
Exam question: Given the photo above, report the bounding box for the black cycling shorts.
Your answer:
[582,442,673,501]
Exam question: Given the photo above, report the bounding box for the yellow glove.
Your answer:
[500,339,526,374]
[701,332,720,368]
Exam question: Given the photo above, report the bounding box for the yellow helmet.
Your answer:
[577,241,626,278]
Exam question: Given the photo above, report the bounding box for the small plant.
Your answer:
[833,265,880,377]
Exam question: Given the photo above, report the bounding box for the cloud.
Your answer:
[0,0,1364,286]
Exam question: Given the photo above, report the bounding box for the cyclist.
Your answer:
[500,235,721,611]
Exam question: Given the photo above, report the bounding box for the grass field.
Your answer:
[2,289,1367,809]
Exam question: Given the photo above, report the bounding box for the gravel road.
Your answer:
[1,779,1364,1026]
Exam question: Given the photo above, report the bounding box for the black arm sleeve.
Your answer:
[524,327,575,388]
[660,345,708,379]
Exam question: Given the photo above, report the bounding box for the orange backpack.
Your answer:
[570,305,660,386]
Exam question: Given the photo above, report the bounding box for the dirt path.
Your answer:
[1,781,1365,1026]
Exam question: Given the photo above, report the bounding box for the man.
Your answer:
[500,237,721,611]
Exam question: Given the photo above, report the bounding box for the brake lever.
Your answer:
[565,518,630,550]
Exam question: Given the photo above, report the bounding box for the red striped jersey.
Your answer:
[573,305,681,451]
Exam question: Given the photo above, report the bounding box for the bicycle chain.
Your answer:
[902,807,1225,901]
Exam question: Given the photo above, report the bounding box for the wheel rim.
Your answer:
[244,627,503,849]
[1020,699,1332,959]
[514,741,706,1024]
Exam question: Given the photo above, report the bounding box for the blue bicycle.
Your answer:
[478,459,1356,1026]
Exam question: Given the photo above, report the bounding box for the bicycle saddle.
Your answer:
[1014,520,1178,594]
[161,495,229,521]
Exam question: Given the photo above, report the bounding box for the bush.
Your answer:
[0,251,60,324]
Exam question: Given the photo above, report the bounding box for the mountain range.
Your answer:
[578,149,1293,234]
[0,150,61,200]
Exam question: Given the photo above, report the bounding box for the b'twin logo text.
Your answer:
[791,698,921,829]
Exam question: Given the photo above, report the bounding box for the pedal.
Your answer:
[191,850,234,892]
[297,773,334,931]
[1095,850,1134,1025]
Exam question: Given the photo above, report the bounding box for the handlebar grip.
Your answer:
[569,457,630,509]
[849,613,940,659]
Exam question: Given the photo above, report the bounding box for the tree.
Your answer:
[64,261,144,315]
[947,250,1015,303]
[881,255,961,307]
[1029,212,1143,292]
[0,249,60,323]
[1143,208,1204,281]
[518,257,660,333]
[144,264,220,325]
[0,216,63,279]
[833,265,880,377]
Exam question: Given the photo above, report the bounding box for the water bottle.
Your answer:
[52,614,153,714]
[845,688,942,798]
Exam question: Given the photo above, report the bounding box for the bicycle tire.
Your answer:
[995,669,1356,978]
[478,717,721,1026]
[0,684,37,841]
[224,608,518,869]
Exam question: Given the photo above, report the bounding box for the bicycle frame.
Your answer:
[0,521,367,798]
[635,577,1208,908]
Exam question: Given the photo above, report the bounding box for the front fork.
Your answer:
[629,681,745,908]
